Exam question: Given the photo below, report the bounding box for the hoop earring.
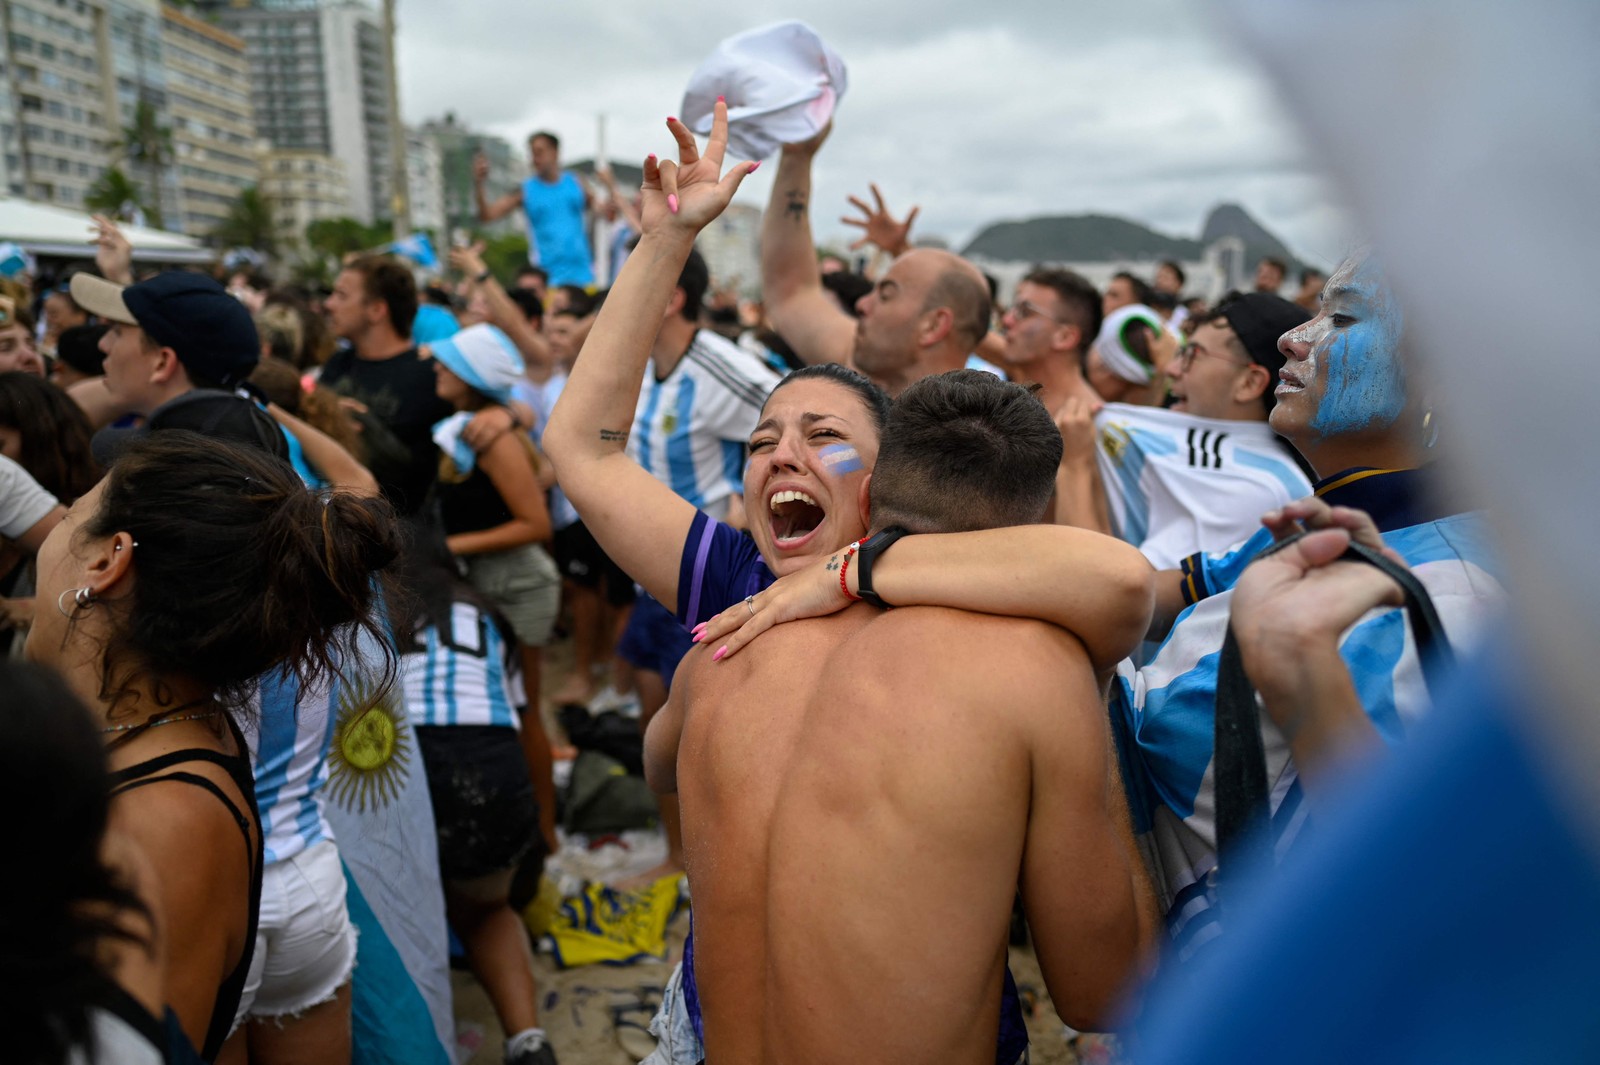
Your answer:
[57,586,94,618]
[1421,407,1439,450]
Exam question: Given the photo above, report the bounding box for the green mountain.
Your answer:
[961,203,1298,267]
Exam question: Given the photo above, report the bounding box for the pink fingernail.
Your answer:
[667,116,677,125]
[712,646,728,662]
[716,95,725,103]
[668,194,679,214]
[748,161,761,174]
[690,632,704,643]
[647,153,657,161]
[692,621,708,634]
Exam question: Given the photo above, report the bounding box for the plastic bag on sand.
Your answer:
[680,21,848,161]
[543,874,685,968]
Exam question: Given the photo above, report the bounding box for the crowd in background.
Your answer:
[0,59,1524,1065]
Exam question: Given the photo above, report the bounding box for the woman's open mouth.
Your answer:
[768,489,826,549]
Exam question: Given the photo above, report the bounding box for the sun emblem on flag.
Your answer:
[325,677,411,813]
[1100,422,1132,463]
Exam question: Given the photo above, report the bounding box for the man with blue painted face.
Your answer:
[1113,249,1507,965]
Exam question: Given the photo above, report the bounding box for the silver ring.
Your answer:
[745,595,757,617]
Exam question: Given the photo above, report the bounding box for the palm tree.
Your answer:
[212,186,275,254]
[112,98,174,228]
[83,166,151,225]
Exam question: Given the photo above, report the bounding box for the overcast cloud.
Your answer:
[395,0,1354,266]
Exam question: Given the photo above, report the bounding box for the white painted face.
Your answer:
[1271,252,1407,445]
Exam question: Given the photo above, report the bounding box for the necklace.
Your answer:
[100,709,224,734]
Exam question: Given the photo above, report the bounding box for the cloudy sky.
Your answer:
[395,0,1355,267]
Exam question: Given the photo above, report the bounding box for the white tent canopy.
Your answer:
[0,195,213,265]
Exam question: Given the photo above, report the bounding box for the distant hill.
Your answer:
[1200,203,1300,272]
[961,204,1299,268]
[962,214,1202,263]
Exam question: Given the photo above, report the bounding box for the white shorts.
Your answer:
[237,839,358,1021]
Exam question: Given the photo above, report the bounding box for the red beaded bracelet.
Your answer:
[839,541,863,602]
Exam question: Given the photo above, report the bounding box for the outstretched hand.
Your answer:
[690,548,858,661]
[448,241,489,280]
[841,183,919,256]
[641,98,758,238]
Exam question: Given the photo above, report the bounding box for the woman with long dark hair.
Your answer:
[26,432,400,1061]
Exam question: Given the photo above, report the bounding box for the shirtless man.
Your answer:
[646,371,1155,1064]
[761,125,992,397]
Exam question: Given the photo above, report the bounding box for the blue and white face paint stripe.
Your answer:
[818,443,864,474]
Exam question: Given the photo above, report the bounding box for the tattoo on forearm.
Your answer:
[599,428,629,444]
[785,190,807,222]
[825,554,840,572]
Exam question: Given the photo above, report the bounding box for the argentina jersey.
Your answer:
[1093,403,1312,569]
[402,600,525,729]
[629,329,779,522]
[1115,509,1506,965]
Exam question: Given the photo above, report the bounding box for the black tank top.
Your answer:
[108,716,262,1063]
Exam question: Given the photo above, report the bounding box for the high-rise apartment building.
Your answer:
[160,5,256,237]
[260,148,349,259]
[405,127,443,236]
[419,113,521,239]
[201,0,396,226]
[0,0,112,208]
[0,0,258,237]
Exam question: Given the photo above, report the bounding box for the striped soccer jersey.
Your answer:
[1115,511,1506,965]
[401,600,526,729]
[629,329,781,522]
[1093,404,1312,569]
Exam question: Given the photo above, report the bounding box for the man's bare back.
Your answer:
[647,603,1150,1064]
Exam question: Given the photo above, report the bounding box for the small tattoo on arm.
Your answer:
[784,190,807,221]
[599,428,629,444]
[825,554,840,572]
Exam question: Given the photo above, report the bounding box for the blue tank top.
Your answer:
[522,172,593,287]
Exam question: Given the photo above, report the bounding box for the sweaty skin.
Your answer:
[647,605,1153,1064]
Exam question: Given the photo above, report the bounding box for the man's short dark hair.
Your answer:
[676,248,709,323]
[1024,267,1101,353]
[922,267,991,351]
[1159,259,1187,287]
[529,131,560,151]
[515,264,548,284]
[821,270,873,318]
[344,255,418,337]
[1300,267,1327,287]
[555,284,596,318]
[507,288,543,324]
[1259,256,1288,276]
[1111,270,1154,307]
[870,370,1062,534]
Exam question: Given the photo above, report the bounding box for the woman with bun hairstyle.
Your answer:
[26,431,401,1062]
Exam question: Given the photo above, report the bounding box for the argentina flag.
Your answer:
[388,231,441,270]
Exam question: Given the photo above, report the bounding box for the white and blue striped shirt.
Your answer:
[629,329,779,522]
[1116,507,1505,965]
[1093,404,1311,570]
[402,601,525,729]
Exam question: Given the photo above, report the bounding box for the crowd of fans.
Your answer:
[0,68,1516,1065]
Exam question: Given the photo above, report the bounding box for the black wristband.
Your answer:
[475,269,493,284]
[854,526,909,609]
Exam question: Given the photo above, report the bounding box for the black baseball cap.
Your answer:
[70,271,260,388]
[92,389,289,467]
[1210,291,1312,374]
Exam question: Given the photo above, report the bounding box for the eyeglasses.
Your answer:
[1173,343,1250,371]
[1008,298,1069,326]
